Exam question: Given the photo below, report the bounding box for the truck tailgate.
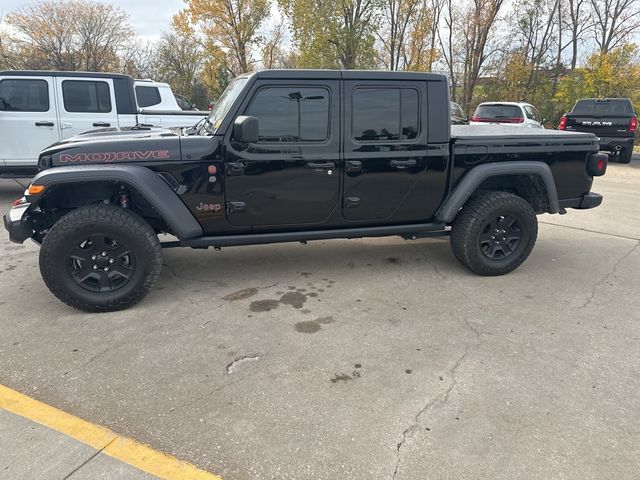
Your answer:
[563,114,632,136]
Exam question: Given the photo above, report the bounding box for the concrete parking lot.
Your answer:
[1,158,639,480]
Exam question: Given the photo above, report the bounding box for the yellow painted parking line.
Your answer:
[0,384,222,480]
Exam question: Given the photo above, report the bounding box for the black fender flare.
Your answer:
[435,161,560,223]
[30,165,203,239]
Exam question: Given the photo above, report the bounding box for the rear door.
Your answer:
[342,81,430,223]
[55,77,119,139]
[224,80,340,227]
[0,76,60,168]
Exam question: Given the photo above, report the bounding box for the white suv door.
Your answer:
[0,76,60,168]
[55,76,119,139]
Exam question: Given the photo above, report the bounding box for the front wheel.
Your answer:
[39,204,162,312]
[450,192,538,276]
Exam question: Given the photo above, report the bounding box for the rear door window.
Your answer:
[0,79,49,112]
[135,86,162,108]
[352,87,419,141]
[62,80,112,113]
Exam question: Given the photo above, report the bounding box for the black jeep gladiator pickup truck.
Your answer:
[4,70,607,312]
[559,98,637,163]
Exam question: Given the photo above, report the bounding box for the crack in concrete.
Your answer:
[391,318,480,480]
[539,221,640,242]
[162,262,226,286]
[580,240,639,309]
[412,245,445,279]
[63,437,116,479]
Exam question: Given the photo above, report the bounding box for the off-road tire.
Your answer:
[619,147,633,164]
[450,191,537,276]
[39,204,162,312]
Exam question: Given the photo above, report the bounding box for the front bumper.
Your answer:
[559,192,603,210]
[3,203,34,244]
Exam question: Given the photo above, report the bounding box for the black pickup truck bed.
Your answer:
[451,126,599,201]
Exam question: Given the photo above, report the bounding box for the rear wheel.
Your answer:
[39,204,162,312]
[619,147,633,164]
[451,192,537,276]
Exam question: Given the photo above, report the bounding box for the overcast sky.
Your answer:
[1,0,185,42]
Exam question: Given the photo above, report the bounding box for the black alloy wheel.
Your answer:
[478,214,522,260]
[67,234,136,293]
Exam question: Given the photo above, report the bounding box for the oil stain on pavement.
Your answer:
[294,316,334,333]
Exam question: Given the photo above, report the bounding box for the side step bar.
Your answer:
[163,222,448,249]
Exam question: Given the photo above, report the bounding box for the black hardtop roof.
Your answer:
[0,70,134,80]
[241,69,447,82]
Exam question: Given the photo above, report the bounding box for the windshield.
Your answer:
[205,77,248,134]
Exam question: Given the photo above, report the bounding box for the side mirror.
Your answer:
[233,115,258,143]
[0,98,7,111]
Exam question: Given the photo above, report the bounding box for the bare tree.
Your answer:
[261,21,287,69]
[590,0,640,53]
[377,0,422,70]
[438,0,459,100]
[5,0,133,71]
[454,0,504,112]
[561,0,591,69]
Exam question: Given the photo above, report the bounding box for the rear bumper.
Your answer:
[3,204,34,244]
[559,192,603,210]
[597,136,635,151]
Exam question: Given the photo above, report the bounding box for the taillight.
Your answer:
[629,117,637,133]
[470,116,524,123]
[588,153,608,176]
[559,115,567,130]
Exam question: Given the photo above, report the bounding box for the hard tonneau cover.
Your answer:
[452,125,599,151]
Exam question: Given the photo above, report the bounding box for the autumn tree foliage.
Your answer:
[175,0,270,75]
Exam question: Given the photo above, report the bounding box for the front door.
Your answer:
[224,80,340,227]
[0,76,60,168]
[54,77,119,139]
[343,81,430,223]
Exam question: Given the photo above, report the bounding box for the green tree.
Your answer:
[279,0,379,69]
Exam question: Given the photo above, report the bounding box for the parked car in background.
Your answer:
[470,102,544,128]
[451,101,468,124]
[0,71,208,175]
[174,94,198,111]
[134,80,184,111]
[559,98,637,164]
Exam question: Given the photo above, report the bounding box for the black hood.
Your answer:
[41,126,183,168]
